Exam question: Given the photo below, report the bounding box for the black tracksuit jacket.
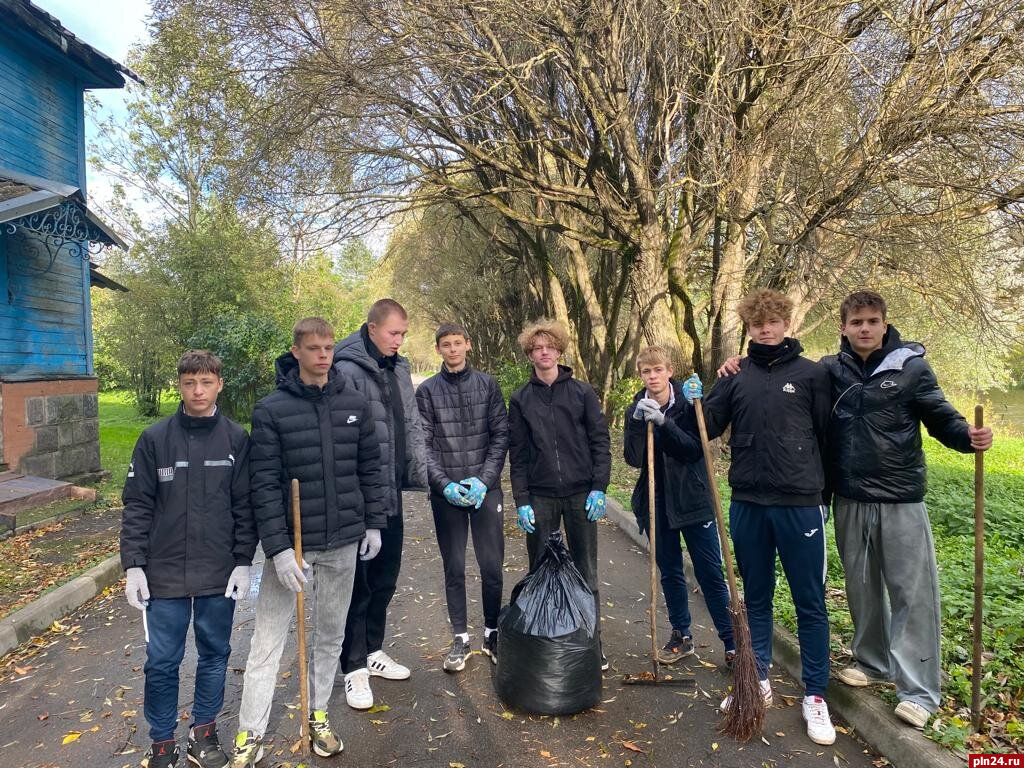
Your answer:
[415,364,509,495]
[820,327,972,503]
[120,404,256,599]
[700,338,831,507]
[249,353,387,559]
[508,365,611,507]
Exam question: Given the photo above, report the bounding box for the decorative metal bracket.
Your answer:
[4,201,109,261]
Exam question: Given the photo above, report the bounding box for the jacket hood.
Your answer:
[334,325,410,375]
[275,351,343,397]
[747,337,803,367]
[529,364,574,386]
[839,325,925,376]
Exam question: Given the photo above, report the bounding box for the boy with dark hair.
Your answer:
[623,346,734,666]
[333,298,428,709]
[508,318,612,669]
[823,290,992,728]
[691,288,836,746]
[122,350,256,768]
[416,322,509,671]
[231,318,386,766]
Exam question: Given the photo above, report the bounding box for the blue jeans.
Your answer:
[655,511,734,651]
[144,595,235,742]
[730,501,830,696]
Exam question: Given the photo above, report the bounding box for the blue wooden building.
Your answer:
[0,0,137,478]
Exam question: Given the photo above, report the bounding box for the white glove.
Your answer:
[224,565,251,600]
[125,567,150,610]
[272,549,309,592]
[359,528,382,561]
[635,398,666,426]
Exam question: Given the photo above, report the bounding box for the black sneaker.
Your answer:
[658,630,695,664]
[443,636,470,672]
[142,740,179,768]
[601,653,609,672]
[187,722,227,768]
[481,632,498,665]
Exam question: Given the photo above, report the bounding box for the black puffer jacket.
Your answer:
[508,365,611,507]
[820,327,972,503]
[624,381,711,533]
[700,338,830,507]
[333,326,427,515]
[249,353,386,558]
[415,364,509,495]
[121,405,255,599]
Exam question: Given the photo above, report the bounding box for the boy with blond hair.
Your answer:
[623,346,734,666]
[508,319,612,668]
[690,288,835,745]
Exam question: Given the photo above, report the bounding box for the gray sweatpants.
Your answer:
[238,543,359,736]
[834,497,941,712]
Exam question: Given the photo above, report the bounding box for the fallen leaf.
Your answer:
[367,703,391,714]
[501,711,514,720]
[14,666,31,675]
[62,731,82,745]
[450,763,467,768]
[711,742,719,751]
[37,712,49,721]
[539,750,552,758]
[622,740,647,755]
[290,738,301,754]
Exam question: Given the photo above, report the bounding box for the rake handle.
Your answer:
[647,421,659,681]
[971,406,985,732]
[292,479,310,756]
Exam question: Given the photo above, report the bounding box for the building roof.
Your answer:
[0,168,130,292]
[0,0,143,89]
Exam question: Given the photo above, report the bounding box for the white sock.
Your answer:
[456,632,470,643]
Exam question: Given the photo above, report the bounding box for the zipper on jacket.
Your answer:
[457,374,469,475]
[547,393,564,488]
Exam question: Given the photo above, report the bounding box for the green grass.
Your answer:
[96,390,179,504]
[607,429,1024,753]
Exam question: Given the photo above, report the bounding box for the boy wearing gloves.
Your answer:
[121,350,256,768]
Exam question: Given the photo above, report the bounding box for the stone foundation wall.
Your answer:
[0,379,100,479]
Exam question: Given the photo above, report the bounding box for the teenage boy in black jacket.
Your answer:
[822,291,993,729]
[231,318,386,767]
[623,346,734,666]
[693,288,836,746]
[122,350,255,768]
[508,318,612,668]
[416,322,509,672]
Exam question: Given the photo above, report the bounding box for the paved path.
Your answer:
[0,492,878,768]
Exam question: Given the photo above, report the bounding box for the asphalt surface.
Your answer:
[0,492,880,768]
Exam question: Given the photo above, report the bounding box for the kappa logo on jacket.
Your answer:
[347,414,358,424]
[782,382,796,394]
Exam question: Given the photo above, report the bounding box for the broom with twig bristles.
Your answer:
[693,397,765,741]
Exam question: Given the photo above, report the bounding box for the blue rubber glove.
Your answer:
[517,505,535,533]
[683,374,703,403]
[585,490,606,521]
[443,481,472,507]
[460,477,487,509]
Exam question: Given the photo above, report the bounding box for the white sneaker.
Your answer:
[719,678,772,711]
[802,695,837,745]
[836,666,888,687]
[367,649,411,680]
[344,668,373,710]
[894,700,931,729]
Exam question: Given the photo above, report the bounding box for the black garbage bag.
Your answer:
[494,532,602,715]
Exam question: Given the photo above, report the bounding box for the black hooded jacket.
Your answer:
[700,338,830,507]
[508,365,611,507]
[121,404,255,599]
[249,353,387,558]
[623,380,712,533]
[415,364,509,495]
[820,326,972,503]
